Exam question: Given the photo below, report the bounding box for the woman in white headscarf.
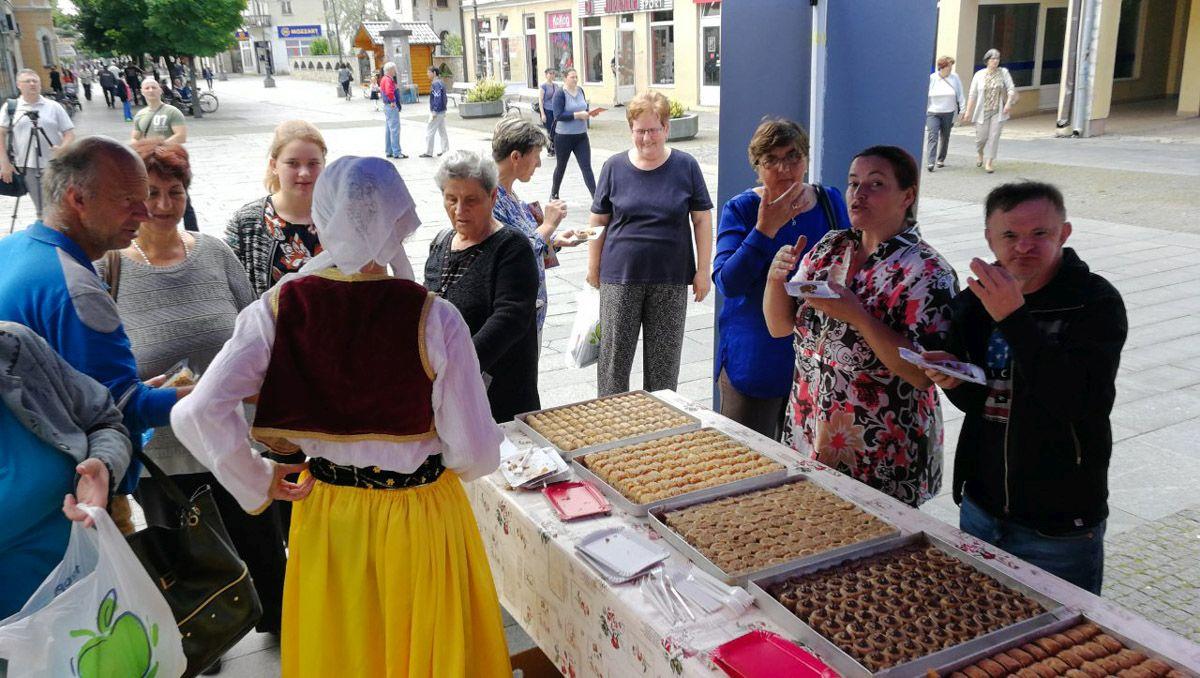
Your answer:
[171,157,512,678]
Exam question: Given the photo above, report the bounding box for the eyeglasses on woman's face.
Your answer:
[631,126,665,138]
[758,151,805,171]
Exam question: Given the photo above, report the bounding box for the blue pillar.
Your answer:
[712,0,937,407]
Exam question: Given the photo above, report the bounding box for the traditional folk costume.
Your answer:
[172,157,511,678]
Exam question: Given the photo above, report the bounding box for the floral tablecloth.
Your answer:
[465,391,1200,677]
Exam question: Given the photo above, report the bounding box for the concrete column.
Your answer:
[1087,0,1124,135]
[1179,0,1200,116]
[936,0,979,85]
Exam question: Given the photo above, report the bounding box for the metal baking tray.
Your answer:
[568,428,790,517]
[937,613,1198,677]
[746,532,1067,678]
[513,390,701,458]
[646,475,902,585]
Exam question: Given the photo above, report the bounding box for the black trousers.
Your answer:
[543,114,557,152]
[103,85,114,107]
[135,471,287,634]
[551,132,596,199]
[82,83,92,101]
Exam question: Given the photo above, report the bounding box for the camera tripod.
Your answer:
[7,110,56,233]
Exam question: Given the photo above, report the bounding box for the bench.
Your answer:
[447,82,473,107]
[503,85,543,118]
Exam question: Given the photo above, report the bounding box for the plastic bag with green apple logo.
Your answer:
[0,504,187,678]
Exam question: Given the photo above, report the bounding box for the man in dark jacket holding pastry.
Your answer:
[922,181,1126,595]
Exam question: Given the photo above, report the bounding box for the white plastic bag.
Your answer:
[0,505,186,678]
[564,288,601,369]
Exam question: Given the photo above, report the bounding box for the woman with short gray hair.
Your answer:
[425,150,541,421]
[491,116,583,332]
[962,48,1016,173]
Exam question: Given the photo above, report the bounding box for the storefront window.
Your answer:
[547,11,574,74]
[975,3,1038,87]
[583,17,603,83]
[285,39,312,58]
[1040,7,1067,86]
[500,37,512,81]
[1114,0,1143,79]
[650,10,674,85]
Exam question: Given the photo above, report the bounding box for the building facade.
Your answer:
[386,0,463,48]
[937,0,1200,134]
[1,1,19,96]
[462,0,721,108]
[9,0,59,89]
[238,0,332,76]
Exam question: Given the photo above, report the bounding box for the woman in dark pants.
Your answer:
[549,68,602,200]
[425,150,541,422]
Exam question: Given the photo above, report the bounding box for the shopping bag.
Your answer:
[0,505,187,678]
[564,288,601,369]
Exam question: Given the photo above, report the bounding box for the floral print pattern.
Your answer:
[493,185,549,330]
[784,226,957,507]
[263,197,322,284]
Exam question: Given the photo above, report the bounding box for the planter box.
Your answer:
[667,113,699,141]
[459,99,504,119]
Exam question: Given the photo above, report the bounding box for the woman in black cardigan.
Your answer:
[425,150,541,422]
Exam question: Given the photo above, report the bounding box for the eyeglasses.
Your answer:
[759,153,805,171]
[632,127,665,137]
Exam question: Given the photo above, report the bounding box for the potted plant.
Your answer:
[667,98,699,141]
[459,78,506,119]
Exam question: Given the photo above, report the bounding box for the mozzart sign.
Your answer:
[579,0,673,17]
[277,25,322,39]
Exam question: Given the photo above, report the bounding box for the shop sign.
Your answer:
[235,30,251,41]
[546,11,572,31]
[278,25,321,39]
[579,0,672,17]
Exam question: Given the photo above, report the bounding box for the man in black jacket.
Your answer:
[922,181,1126,594]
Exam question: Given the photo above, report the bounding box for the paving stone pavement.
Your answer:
[3,75,1196,674]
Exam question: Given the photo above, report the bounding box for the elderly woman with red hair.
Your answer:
[96,140,289,651]
[586,90,713,396]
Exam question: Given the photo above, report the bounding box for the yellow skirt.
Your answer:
[280,470,512,678]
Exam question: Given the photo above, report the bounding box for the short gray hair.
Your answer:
[383,61,396,73]
[434,150,498,194]
[491,115,548,162]
[983,49,1001,62]
[43,136,140,207]
[16,68,38,80]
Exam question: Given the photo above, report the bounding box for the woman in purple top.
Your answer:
[586,91,713,396]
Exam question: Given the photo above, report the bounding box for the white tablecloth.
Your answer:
[465,391,1200,676]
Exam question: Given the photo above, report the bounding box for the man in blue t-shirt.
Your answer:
[0,136,190,525]
[539,69,558,155]
[420,66,449,158]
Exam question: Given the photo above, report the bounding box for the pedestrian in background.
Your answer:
[764,145,956,508]
[79,65,94,101]
[173,157,513,678]
[380,62,406,159]
[587,91,713,397]
[0,69,77,219]
[420,66,449,158]
[202,65,214,90]
[48,66,62,95]
[713,117,849,440]
[98,64,116,108]
[226,120,328,297]
[926,55,965,172]
[118,78,134,121]
[337,62,353,100]
[963,48,1017,174]
[550,68,601,199]
[96,140,288,645]
[426,151,541,422]
[539,68,558,156]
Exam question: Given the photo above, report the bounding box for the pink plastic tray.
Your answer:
[711,630,839,678]
[543,481,611,521]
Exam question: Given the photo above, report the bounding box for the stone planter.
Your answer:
[459,99,504,119]
[667,113,699,141]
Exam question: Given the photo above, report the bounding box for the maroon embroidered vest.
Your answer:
[252,271,438,443]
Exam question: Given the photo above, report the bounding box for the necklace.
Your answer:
[132,230,190,267]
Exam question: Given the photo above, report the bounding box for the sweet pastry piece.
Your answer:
[956,621,1182,678]
[661,480,894,575]
[523,392,692,451]
[581,428,783,504]
[767,542,1044,671]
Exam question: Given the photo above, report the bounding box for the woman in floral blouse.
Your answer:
[226,120,328,296]
[764,145,957,507]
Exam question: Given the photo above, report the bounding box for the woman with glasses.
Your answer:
[586,91,713,396]
[962,48,1016,174]
[713,118,849,440]
[763,146,957,507]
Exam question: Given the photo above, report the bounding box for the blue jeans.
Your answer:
[960,494,1105,594]
[383,103,401,156]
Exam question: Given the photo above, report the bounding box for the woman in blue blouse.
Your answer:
[550,68,603,200]
[712,118,850,439]
[492,116,583,334]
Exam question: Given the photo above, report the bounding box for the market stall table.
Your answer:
[465,391,1200,677]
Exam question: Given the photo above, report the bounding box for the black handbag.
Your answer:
[125,451,263,678]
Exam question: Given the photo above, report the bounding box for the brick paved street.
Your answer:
[2,74,1197,673]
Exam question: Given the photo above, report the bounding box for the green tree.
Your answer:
[76,0,163,58]
[310,37,331,56]
[143,0,246,118]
